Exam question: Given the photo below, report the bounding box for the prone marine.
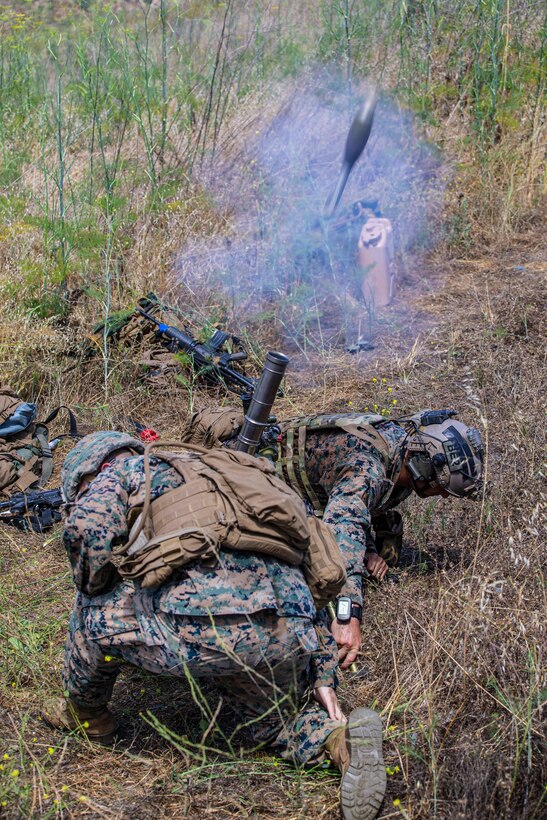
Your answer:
[275,408,485,668]
[181,406,485,670]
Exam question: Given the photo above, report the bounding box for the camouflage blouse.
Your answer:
[63,454,338,687]
[301,422,410,607]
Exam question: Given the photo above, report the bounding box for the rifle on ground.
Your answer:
[0,488,64,533]
[136,308,257,398]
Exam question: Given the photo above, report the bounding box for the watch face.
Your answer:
[337,598,351,620]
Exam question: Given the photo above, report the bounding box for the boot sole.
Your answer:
[340,707,386,820]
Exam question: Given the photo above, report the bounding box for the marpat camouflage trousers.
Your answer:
[62,582,340,765]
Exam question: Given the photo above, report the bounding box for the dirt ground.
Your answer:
[0,221,545,819]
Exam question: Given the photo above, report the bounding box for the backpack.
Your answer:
[0,389,50,496]
[180,407,245,449]
[0,388,78,497]
[115,442,347,610]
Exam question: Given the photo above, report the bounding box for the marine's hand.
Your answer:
[313,686,347,723]
[331,617,361,669]
[366,551,389,580]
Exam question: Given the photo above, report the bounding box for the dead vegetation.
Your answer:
[0,1,545,818]
[1,225,545,819]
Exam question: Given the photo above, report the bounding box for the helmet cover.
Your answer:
[62,431,143,502]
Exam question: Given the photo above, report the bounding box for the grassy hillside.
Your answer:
[0,2,545,818]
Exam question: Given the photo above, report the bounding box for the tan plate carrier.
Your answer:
[276,413,401,515]
[115,441,347,610]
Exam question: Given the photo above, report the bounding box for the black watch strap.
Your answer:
[350,602,363,622]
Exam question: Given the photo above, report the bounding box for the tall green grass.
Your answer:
[0,0,544,321]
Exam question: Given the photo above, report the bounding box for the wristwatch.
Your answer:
[335,597,363,623]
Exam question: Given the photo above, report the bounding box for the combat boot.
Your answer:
[325,707,386,820]
[41,697,118,744]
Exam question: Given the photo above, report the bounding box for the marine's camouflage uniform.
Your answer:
[279,420,411,608]
[62,453,341,765]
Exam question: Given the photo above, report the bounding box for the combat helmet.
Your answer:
[62,431,143,502]
[401,409,484,498]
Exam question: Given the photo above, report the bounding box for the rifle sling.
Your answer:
[41,405,80,439]
[34,424,53,486]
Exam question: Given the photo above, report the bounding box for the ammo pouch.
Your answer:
[115,441,346,608]
[303,515,348,610]
[372,510,403,567]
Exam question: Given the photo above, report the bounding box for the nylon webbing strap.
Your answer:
[276,423,325,515]
[284,427,300,493]
[42,405,80,439]
[122,440,202,553]
[34,425,53,486]
[14,453,40,492]
[297,424,323,515]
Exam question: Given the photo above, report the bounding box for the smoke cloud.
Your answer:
[176,74,447,348]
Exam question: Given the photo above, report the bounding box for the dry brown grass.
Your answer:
[0,3,545,815]
[1,219,545,818]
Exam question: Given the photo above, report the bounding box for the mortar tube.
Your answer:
[234,351,289,455]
